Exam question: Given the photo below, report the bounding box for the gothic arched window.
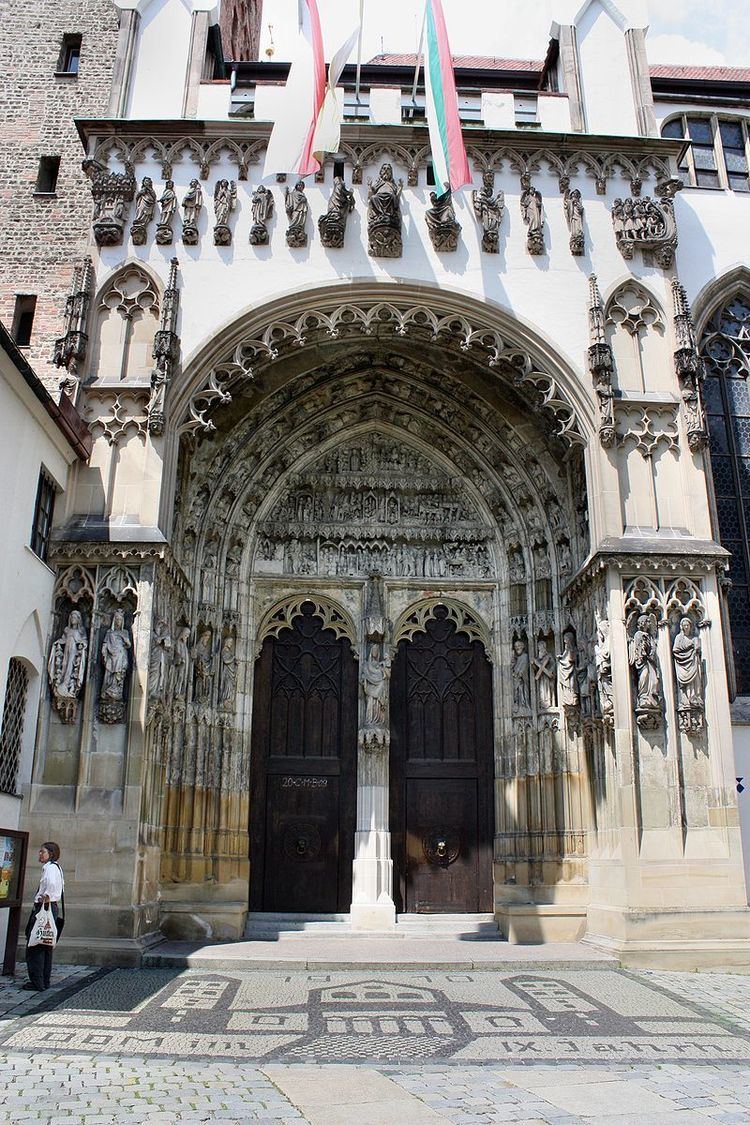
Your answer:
[700,294,750,693]
[91,265,159,382]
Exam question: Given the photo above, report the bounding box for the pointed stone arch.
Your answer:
[392,597,492,656]
[255,594,357,656]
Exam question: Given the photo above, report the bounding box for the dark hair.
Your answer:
[42,842,60,863]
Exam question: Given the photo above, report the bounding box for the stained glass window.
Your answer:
[700,295,750,693]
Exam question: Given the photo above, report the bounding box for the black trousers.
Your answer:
[25,902,63,990]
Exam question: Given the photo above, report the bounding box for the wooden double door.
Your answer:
[249,603,357,913]
[390,607,494,914]
[250,602,494,916]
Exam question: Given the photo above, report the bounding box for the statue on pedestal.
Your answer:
[367,163,403,258]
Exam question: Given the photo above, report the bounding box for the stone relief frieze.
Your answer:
[611,178,681,269]
[255,433,494,580]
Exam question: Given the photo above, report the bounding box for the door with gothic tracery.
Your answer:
[390,606,494,913]
[249,603,357,913]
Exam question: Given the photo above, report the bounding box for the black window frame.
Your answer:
[35,155,61,195]
[11,295,37,348]
[30,469,57,564]
[661,113,750,193]
[56,34,82,77]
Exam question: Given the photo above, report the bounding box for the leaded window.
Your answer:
[0,660,29,796]
[700,294,750,693]
[662,114,750,192]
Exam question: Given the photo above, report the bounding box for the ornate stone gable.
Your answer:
[255,432,494,580]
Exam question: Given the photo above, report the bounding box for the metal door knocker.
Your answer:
[423,829,460,868]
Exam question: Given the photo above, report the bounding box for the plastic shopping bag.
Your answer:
[27,905,57,948]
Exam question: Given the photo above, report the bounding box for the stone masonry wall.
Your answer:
[0,0,119,390]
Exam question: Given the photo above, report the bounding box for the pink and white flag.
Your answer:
[263,0,326,179]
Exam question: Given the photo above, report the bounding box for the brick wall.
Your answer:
[0,1,119,388]
[220,0,262,62]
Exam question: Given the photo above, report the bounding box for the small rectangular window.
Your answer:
[57,34,81,76]
[720,120,750,193]
[514,93,539,127]
[30,469,56,563]
[35,155,60,195]
[11,295,37,348]
[426,162,436,187]
[333,159,345,180]
[687,116,720,188]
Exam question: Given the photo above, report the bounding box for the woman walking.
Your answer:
[24,842,64,992]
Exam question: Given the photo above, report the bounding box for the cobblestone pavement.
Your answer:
[0,965,748,1123]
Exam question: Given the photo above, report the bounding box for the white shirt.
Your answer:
[34,861,64,904]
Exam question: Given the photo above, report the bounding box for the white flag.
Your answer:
[262,0,326,179]
[312,23,361,165]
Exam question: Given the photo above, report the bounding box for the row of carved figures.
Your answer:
[84,157,679,265]
[48,608,132,725]
[510,609,705,735]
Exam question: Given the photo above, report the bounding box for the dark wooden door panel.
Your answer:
[263,775,340,913]
[250,603,357,913]
[391,606,494,914]
[406,778,479,913]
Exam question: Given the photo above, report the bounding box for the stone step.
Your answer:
[243,912,503,941]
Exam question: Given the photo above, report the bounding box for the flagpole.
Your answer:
[354,0,365,117]
[410,1,427,113]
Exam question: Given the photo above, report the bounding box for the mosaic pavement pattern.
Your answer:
[1,967,750,1065]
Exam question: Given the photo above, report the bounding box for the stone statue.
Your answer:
[219,634,238,708]
[557,630,579,711]
[672,616,705,733]
[182,179,203,245]
[156,180,177,245]
[532,638,556,712]
[563,185,585,255]
[131,176,156,245]
[48,609,88,724]
[425,188,461,252]
[249,184,274,245]
[367,163,403,258]
[362,642,391,728]
[148,619,172,704]
[172,626,191,701]
[520,173,544,255]
[472,172,504,252]
[595,613,614,726]
[628,613,662,729]
[285,180,309,247]
[318,176,355,248]
[213,179,237,246]
[192,628,213,705]
[99,609,131,723]
[512,638,531,716]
